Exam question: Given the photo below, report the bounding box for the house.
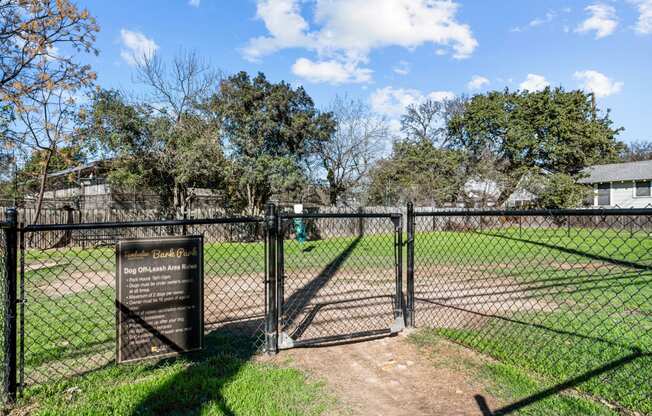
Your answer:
[463,177,538,208]
[577,160,652,208]
[36,160,224,210]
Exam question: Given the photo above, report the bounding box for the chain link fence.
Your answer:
[2,205,651,414]
[0,221,8,402]
[19,218,266,387]
[409,208,652,414]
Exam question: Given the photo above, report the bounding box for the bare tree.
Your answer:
[400,96,466,147]
[621,140,652,162]
[14,87,79,223]
[135,50,221,123]
[316,95,388,206]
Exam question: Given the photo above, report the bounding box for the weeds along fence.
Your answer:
[407,206,652,414]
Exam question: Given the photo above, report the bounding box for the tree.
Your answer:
[13,87,83,222]
[81,51,225,216]
[82,88,225,216]
[210,72,335,214]
[400,96,466,147]
[621,140,652,162]
[134,50,221,123]
[448,87,624,205]
[315,95,387,206]
[523,172,591,209]
[367,139,466,206]
[1,0,98,220]
[0,0,98,110]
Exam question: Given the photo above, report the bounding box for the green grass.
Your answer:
[15,335,332,416]
[414,227,652,414]
[409,330,616,416]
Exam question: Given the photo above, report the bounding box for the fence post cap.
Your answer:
[5,207,17,223]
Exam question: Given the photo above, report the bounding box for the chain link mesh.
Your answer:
[412,210,652,413]
[0,223,7,398]
[20,220,265,386]
[279,215,400,346]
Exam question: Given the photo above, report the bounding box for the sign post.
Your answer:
[116,236,203,364]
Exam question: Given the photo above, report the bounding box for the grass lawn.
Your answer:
[415,226,652,414]
[12,334,332,416]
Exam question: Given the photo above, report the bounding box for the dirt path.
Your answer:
[276,333,502,416]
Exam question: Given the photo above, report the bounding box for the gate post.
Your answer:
[264,203,279,355]
[3,208,18,402]
[390,213,405,335]
[406,202,415,328]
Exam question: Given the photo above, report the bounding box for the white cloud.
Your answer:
[529,10,557,27]
[467,75,490,91]
[519,74,549,91]
[243,0,478,83]
[511,8,570,33]
[188,0,200,7]
[291,58,372,84]
[370,86,454,117]
[120,29,158,66]
[631,0,652,34]
[393,60,410,76]
[573,70,623,97]
[575,4,618,39]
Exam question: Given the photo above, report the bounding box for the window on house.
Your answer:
[636,180,651,197]
[597,183,610,206]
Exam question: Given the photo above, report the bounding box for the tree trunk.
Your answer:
[329,187,338,206]
[33,148,54,224]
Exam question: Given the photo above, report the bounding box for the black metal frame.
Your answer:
[276,211,404,348]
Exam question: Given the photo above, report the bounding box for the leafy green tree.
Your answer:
[367,139,466,206]
[448,87,624,206]
[210,72,335,214]
[82,89,225,215]
[523,173,591,209]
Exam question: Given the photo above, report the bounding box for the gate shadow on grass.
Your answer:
[473,351,649,415]
[128,322,261,416]
[476,231,652,272]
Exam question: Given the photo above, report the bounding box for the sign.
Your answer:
[116,236,203,363]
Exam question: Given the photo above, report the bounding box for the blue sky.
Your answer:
[80,0,652,143]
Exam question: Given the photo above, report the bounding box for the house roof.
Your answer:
[48,160,107,179]
[577,160,652,184]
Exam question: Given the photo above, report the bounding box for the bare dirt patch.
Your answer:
[273,333,501,416]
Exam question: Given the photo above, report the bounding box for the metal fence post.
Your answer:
[3,208,18,402]
[406,202,415,328]
[264,203,279,355]
[391,213,405,333]
[276,213,284,323]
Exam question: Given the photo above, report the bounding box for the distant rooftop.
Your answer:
[577,160,652,184]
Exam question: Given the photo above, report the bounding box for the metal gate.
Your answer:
[275,211,404,348]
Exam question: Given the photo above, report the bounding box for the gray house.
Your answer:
[578,160,652,208]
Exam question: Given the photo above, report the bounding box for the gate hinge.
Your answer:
[278,331,295,350]
[390,316,405,334]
